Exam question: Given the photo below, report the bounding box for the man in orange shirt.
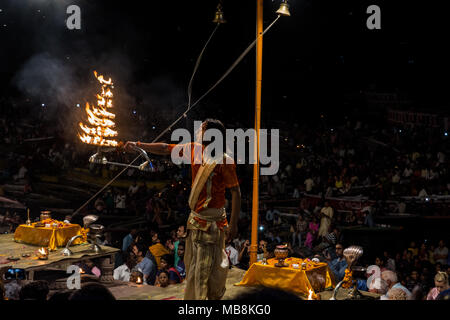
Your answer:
[125,119,241,300]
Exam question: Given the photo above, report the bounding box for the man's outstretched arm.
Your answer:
[124,141,171,155]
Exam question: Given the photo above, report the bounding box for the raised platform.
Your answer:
[0,233,119,283]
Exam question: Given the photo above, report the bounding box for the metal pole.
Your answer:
[250,0,263,265]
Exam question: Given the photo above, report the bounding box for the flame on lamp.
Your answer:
[136,277,143,284]
[78,71,118,147]
[307,289,314,300]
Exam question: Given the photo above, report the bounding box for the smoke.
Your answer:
[14,52,83,108]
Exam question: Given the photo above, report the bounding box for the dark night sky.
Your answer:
[0,0,449,128]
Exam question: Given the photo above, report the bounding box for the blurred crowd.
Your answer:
[1,97,450,300]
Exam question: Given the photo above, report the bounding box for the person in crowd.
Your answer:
[238,239,251,270]
[19,280,49,301]
[426,271,449,300]
[225,237,239,266]
[434,240,448,265]
[292,214,307,248]
[387,287,408,300]
[375,255,388,273]
[131,242,157,285]
[149,233,171,269]
[113,252,137,282]
[176,241,186,279]
[383,251,396,271]
[155,270,170,288]
[326,243,347,282]
[122,228,137,252]
[155,254,182,285]
[380,270,412,299]
[174,225,187,268]
[318,201,333,238]
[69,283,116,301]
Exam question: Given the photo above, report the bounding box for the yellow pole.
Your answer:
[250,0,263,265]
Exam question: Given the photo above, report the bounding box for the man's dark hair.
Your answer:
[202,118,226,149]
[134,241,148,257]
[19,280,49,301]
[178,241,185,249]
[161,254,174,268]
[69,283,116,301]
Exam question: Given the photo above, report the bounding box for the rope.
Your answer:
[71,15,281,218]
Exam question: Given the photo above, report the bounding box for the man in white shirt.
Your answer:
[434,240,449,265]
[128,181,139,196]
[304,177,315,193]
[225,239,239,266]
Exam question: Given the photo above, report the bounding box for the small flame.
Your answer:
[307,289,314,300]
[38,248,46,255]
[136,277,142,284]
[79,268,85,274]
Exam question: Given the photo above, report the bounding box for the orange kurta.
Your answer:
[168,142,239,213]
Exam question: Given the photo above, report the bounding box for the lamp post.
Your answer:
[249,0,264,266]
[250,0,290,265]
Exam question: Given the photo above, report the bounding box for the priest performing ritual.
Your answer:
[124,119,241,300]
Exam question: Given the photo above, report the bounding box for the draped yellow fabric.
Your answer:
[149,243,171,269]
[235,257,335,299]
[14,223,86,251]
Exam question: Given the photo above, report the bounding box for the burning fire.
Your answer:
[38,248,47,255]
[307,289,314,300]
[136,277,143,284]
[79,268,85,274]
[78,71,118,147]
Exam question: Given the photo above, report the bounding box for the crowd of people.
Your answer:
[1,97,449,300]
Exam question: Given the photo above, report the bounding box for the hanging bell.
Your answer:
[212,4,226,24]
[276,0,291,17]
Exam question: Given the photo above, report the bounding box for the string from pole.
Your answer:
[187,23,220,112]
[71,15,281,218]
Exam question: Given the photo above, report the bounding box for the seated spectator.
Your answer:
[387,287,408,300]
[368,277,389,296]
[113,252,137,282]
[434,240,448,265]
[69,283,116,301]
[155,270,170,288]
[427,271,449,300]
[122,228,137,252]
[174,225,187,268]
[175,241,186,279]
[406,270,420,292]
[225,237,239,266]
[326,243,347,282]
[19,280,49,301]
[155,254,182,285]
[237,239,250,270]
[149,233,171,269]
[381,270,412,299]
[77,259,101,278]
[375,255,388,272]
[131,242,156,285]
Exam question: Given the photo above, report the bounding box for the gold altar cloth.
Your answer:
[235,257,335,299]
[14,223,86,251]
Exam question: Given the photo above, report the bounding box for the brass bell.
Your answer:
[213,4,226,24]
[276,0,291,17]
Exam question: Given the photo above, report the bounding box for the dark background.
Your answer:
[0,0,448,132]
